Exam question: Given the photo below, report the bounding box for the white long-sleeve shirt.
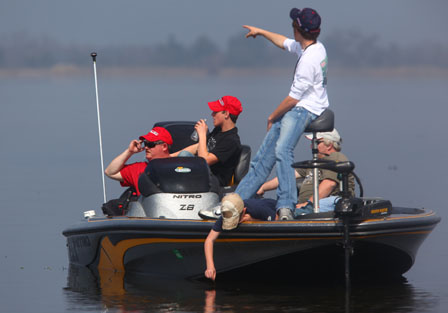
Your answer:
[284,38,329,116]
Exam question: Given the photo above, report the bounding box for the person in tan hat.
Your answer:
[105,126,173,196]
[173,95,243,186]
[257,128,355,214]
[204,193,278,281]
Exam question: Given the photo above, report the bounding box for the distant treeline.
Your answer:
[1,31,447,69]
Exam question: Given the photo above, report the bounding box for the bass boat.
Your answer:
[62,114,440,280]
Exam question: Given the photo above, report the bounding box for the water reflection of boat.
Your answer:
[64,264,438,313]
[65,264,212,312]
[62,116,440,281]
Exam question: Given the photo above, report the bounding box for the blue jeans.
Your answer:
[235,106,317,210]
[178,150,195,157]
[294,196,339,216]
[318,196,339,212]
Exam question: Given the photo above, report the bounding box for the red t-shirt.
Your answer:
[120,162,148,195]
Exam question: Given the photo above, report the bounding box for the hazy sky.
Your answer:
[2,0,447,48]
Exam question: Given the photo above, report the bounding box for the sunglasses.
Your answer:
[142,140,165,148]
[211,110,227,116]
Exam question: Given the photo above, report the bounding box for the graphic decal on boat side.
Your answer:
[98,237,206,272]
[172,249,184,259]
[370,207,390,215]
[173,194,202,199]
[96,236,335,272]
[179,204,195,210]
[91,229,435,276]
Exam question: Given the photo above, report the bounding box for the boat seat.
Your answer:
[302,109,334,213]
[304,109,334,133]
[138,157,220,197]
[219,145,251,197]
[231,144,251,185]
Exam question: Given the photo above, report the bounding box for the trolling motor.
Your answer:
[330,161,360,285]
[333,162,363,215]
[292,159,360,285]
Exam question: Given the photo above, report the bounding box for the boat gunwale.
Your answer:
[62,208,440,238]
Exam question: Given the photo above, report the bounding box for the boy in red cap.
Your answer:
[173,95,243,186]
[105,126,173,195]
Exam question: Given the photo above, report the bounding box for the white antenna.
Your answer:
[91,52,107,203]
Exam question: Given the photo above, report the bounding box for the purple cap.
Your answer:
[290,8,321,33]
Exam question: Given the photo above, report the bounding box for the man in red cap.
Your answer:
[105,126,173,196]
[173,95,243,186]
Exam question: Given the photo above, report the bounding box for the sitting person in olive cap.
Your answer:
[204,193,277,281]
[173,95,243,186]
[105,126,173,196]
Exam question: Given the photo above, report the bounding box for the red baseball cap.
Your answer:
[208,95,243,116]
[139,127,173,145]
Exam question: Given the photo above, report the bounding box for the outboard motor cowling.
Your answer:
[129,157,220,219]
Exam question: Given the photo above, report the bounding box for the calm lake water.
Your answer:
[0,69,447,312]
